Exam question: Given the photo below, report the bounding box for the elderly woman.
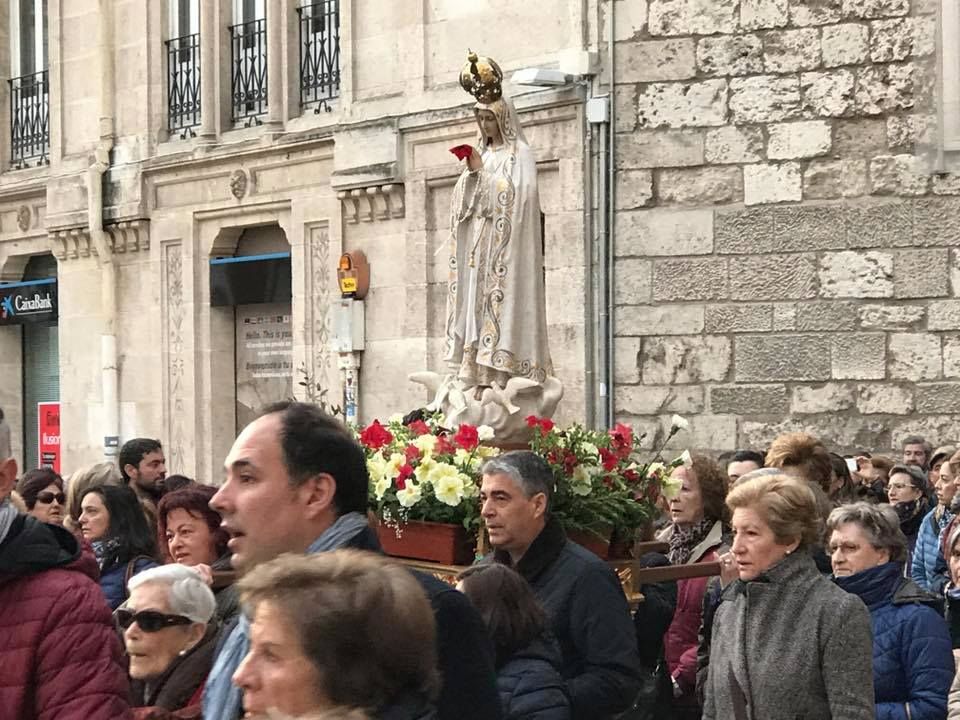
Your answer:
[703,474,874,720]
[829,502,954,720]
[158,485,238,624]
[888,463,930,561]
[657,455,727,717]
[232,549,438,720]
[16,467,66,525]
[913,456,958,594]
[79,484,158,609]
[119,564,219,717]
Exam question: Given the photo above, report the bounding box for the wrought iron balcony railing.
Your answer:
[230,18,267,125]
[166,32,201,138]
[9,69,49,168]
[297,1,340,112]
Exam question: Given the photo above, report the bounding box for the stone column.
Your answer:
[265,0,284,130]
[198,0,217,140]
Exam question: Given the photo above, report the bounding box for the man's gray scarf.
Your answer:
[0,497,17,547]
[202,511,370,720]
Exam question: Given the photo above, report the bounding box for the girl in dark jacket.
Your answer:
[830,502,954,720]
[458,563,570,720]
[78,484,158,609]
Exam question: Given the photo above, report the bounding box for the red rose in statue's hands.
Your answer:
[404,444,421,464]
[359,420,393,450]
[454,424,480,451]
[407,419,431,436]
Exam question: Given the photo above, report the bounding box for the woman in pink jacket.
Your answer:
[657,455,729,720]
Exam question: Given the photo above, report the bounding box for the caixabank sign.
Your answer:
[0,278,58,325]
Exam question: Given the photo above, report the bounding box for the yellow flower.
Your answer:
[387,453,406,477]
[414,434,438,456]
[396,482,422,508]
[661,472,683,500]
[432,465,467,507]
[646,462,665,478]
[570,464,594,497]
[461,473,479,498]
[414,456,437,484]
[367,452,389,485]
[477,445,500,459]
[454,448,483,472]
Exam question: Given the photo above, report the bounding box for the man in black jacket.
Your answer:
[482,451,642,720]
[205,401,501,720]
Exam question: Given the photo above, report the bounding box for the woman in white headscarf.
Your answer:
[445,53,552,393]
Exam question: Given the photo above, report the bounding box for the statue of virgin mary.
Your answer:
[444,52,553,392]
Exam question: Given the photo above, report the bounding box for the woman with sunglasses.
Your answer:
[79,484,158,609]
[118,564,218,717]
[16,468,66,525]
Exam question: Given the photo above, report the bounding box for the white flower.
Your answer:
[367,452,389,484]
[670,414,689,431]
[661,472,683,500]
[454,448,482,472]
[570,464,595,496]
[680,449,693,466]
[374,476,392,500]
[414,456,437,484]
[581,442,600,459]
[477,425,495,442]
[388,413,405,424]
[396,483,423,508]
[646,461,665,478]
[414,434,438,456]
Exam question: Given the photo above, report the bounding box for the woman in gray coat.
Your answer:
[703,473,875,720]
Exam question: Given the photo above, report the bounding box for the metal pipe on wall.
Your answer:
[604,0,616,429]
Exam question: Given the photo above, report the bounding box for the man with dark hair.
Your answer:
[481,450,641,720]
[119,437,167,536]
[726,450,764,485]
[0,422,132,719]
[205,401,501,720]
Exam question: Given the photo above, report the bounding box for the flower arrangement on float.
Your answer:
[356,412,690,563]
[524,413,691,557]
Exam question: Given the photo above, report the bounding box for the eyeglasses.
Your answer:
[114,608,193,633]
[36,491,65,505]
[887,482,913,492]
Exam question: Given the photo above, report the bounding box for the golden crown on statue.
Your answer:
[459,50,503,104]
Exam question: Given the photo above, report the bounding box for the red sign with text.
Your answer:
[38,401,60,473]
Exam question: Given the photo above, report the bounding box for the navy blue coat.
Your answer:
[496,636,570,720]
[99,556,157,610]
[836,562,954,720]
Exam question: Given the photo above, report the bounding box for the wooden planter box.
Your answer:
[377,519,476,566]
[567,528,612,559]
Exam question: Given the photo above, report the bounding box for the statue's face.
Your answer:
[476,109,502,146]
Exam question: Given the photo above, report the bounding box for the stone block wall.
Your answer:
[611,0,960,454]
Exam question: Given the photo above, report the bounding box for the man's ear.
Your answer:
[123,464,137,481]
[299,473,337,521]
[0,456,18,500]
[532,492,548,520]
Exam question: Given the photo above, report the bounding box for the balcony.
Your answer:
[166,32,201,138]
[230,18,267,126]
[9,69,48,168]
[298,1,340,112]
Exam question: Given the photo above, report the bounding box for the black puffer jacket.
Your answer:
[492,518,641,720]
[496,635,570,720]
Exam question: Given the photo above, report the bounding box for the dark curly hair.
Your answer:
[16,468,64,510]
[157,485,229,562]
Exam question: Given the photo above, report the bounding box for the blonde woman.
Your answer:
[703,474,874,720]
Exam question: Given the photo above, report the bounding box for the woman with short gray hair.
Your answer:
[887,464,931,563]
[829,502,953,720]
[117,564,219,716]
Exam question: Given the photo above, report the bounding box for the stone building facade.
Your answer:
[0,0,956,476]
[611,0,960,455]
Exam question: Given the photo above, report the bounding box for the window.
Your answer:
[8,0,48,167]
[230,0,267,125]
[297,0,340,112]
[166,0,200,136]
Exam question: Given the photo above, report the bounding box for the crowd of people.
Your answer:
[6,406,960,720]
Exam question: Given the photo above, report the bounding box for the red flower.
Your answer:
[434,434,455,456]
[526,416,555,437]
[404,444,420,464]
[599,447,619,472]
[454,424,480,451]
[359,420,393,450]
[610,423,633,458]
[562,450,578,476]
[396,463,414,491]
[623,468,640,484]
[407,419,431,436]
